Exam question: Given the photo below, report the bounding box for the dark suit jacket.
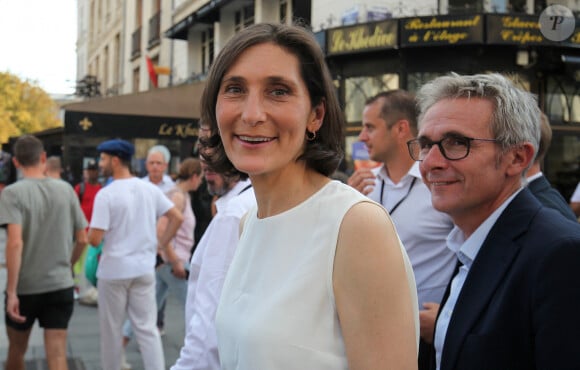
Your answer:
[434,189,580,370]
[528,174,577,221]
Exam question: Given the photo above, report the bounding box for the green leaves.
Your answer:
[0,72,62,144]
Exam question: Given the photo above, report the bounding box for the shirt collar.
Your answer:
[215,179,252,211]
[447,187,523,268]
[375,162,421,186]
[526,171,542,183]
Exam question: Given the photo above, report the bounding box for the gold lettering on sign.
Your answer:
[330,25,395,53]
[158,123,174,135]
[570,32,580,44]
[158,123,198,138]
[404,15,481,30]
[423,30,468,44]
[500,30,543,44]
[501,17,539,29]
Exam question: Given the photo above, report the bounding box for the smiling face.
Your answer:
[418,97,525,234]
[215,42,324,178]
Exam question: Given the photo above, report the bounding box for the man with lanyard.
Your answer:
[171,160,255,370]
[347,90,456,368]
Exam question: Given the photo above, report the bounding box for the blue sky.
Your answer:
[0,0,77,95]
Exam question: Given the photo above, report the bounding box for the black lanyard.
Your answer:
[238,184,252,195]
[379,177,417,214]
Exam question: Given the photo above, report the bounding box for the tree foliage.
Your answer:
[0,72,62,144]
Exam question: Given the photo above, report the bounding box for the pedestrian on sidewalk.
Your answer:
[0,135,88,370]
[171,159,255,370]
[88,139,183,370]
[74,159,103,304]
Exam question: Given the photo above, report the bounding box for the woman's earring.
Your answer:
[306,131,316,141]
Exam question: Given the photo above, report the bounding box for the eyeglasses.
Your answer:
[407,135,498,161]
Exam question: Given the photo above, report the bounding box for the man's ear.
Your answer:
[11,157,21,169]
[393,119,412,136]
[505,142,535,177]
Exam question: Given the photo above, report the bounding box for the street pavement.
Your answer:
[0,230,187,370]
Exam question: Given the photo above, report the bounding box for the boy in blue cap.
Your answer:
[88,139,184,370]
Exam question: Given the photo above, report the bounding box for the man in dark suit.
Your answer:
[407,73,580,370]
[527,112,577,221]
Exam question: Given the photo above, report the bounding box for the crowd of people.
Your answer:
[1,22,580,370]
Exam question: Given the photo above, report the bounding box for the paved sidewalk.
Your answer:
[0,232,187,370]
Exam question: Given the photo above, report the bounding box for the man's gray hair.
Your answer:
[417,73,540,161]
[147,145,171,163]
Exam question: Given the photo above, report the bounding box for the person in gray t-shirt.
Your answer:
[0,135,87,370]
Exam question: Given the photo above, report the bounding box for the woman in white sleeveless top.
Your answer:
[198,23,419,370]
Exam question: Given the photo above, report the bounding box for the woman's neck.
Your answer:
[251,168,329,219]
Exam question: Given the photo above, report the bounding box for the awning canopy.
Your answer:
[164,0,235,40]
[61,82,205,141]
[62,81,205,118]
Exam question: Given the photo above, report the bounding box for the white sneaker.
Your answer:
[79,287,98,306]
[122,353,132,370]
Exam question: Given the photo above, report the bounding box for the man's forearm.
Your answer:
[5,238,23,296]
[70,240,86,266]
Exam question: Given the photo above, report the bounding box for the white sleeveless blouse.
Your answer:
[216,181,418,370]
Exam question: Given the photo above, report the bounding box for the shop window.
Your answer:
[235,5,255,32]
[133,67,140,93]
[201,27,214,73]
[407,72,446,94]
[448,0,484,13]
[545,75,580,198]
[344,74,399,125]
[546,76,580,123]
[280,0,288,24]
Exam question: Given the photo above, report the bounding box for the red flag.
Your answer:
[146,56,158,88]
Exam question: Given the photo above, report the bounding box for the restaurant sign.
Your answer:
[486,14,547,45]
[401,14,483,47]
[64,111,199,139]
[487,14,580,47]
[327,20,397,56]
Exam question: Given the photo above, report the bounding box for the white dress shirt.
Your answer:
[434,189,522,369]
[171,179,255,370]
[142,173,175,194]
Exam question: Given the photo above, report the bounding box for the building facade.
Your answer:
[68,0,580,196]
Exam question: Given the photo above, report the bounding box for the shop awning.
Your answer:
[62,81,205,118]
[61,82,206,141]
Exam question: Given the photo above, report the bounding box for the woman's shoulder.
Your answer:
[320,180,383,210]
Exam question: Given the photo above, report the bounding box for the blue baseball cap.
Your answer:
[97,139,135,160]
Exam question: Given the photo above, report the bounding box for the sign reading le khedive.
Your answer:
[65,111,198,139]
[327,20,397,55]
[401,14,483,47]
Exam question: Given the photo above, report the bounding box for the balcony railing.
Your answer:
[131,27,142,60]
[148,11,161,49]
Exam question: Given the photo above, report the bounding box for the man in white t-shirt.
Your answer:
[88,139,183,370]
